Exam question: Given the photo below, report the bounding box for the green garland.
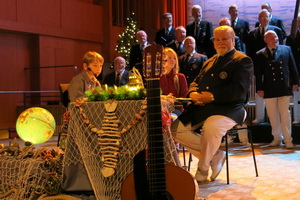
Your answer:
[84,85,146,101]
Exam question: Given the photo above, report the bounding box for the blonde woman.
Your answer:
[160,47,188,98]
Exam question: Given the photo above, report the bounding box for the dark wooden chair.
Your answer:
[224,125,259,184]
[57,84,69,148]
[183,124,259,184]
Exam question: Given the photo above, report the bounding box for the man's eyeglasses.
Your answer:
[213,37,232,43]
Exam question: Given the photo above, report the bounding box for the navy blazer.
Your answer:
[103,70,130,87]
[155,27,176,46]
[179,49,253,126]
[232,18,250,53]
[255,45,299,98]
[186,20,213,55]
[178,52,208,85]
[167,41,186,56]
[286,31,300,73]
[247,25,284,60]
[129,42,150,76]
[255,15,286,39]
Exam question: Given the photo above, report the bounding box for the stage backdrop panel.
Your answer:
[188,0,296,34]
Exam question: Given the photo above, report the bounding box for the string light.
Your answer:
[115,13,139,65]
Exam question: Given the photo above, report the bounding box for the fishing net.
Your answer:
[0,145,63,200]
[63,98,177,200]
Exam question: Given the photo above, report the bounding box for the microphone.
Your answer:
[87,67,101,87]
[87,67,97,77]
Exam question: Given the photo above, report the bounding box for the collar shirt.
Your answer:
[259,25,268,35]
[115,69,125,77]
[231,17,238,28]
[165,26,172,35]
[194,20,201,36]
[176,40,184,48]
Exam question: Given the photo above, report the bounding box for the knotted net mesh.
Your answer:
[63,99,177,200]
[0,154,62,200]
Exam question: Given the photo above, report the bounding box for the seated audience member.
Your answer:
[217,17,249,146]
[103,56,129,87]
[167,26,187,56]
[161,47,189,164]
[68,51,103,102]
[286,13,300,124]
[186,5,213,56]
[207,17,243,58]
[171,26,253,183]
[129,30,150,76]
[155,12,176,46]
[161,47,188,98]
[178,36,208,85]
[255,30,299,149]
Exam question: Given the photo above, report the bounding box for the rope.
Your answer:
[37,194,82,200]
[0,189,18,199]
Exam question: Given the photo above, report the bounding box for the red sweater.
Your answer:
[160,71,188,98]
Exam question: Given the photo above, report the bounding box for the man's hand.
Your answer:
[292,85,298,92]
[190,91,214,106]
[257,90,264,98]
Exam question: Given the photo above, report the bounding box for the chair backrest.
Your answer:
[59,84,70,108]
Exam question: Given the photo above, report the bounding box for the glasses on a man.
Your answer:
[213,37,232,43]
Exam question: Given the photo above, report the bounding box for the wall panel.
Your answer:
[0,0,103,42]
[0,32,32,128]
[0,0,17,21]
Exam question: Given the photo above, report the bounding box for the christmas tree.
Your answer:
[115,13,139,65]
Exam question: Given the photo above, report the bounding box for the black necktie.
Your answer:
[231,20,235,28]
[140,44,145,54]
[272,48,276,59]
[166,28,169,36]
[261,27,265,37]
[178,42,182,49]
[185,54,190,64]
[116,73,121,86]
[195,23,200,37]
[267,48,275,60]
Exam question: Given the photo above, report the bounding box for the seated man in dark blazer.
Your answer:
[178,36,208,85]
[103,56,129,87]
[155,12,176,46]
[207,17,243,58]
[171,26,253,183]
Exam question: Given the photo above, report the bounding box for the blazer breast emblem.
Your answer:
[219,71,228,79]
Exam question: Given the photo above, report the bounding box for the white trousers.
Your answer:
[255,93,266,121]
[264,96,292,142]
[293,89,300,121]
[171,115,236,171]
